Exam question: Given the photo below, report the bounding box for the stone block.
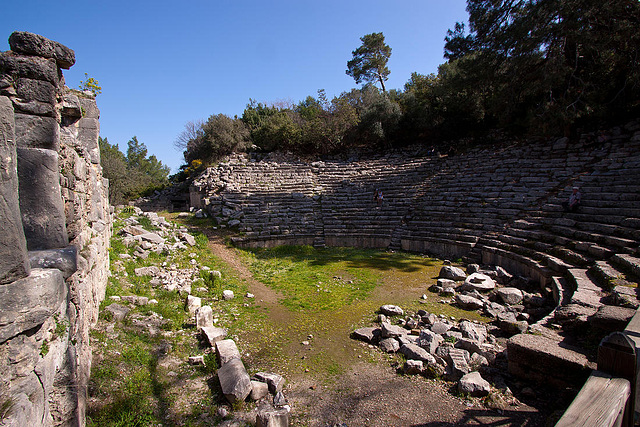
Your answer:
[195,306,214,329]
[8,31,76,69]
[15,78,56,104]
[28,246,78,279]
[0,268,66,344]
[201,326,227,346]
[400,343,436,364]
[458,371,491,397]
[0,53,59,85]
[250,380,269,401]
[78,118,99,164]
[254,372,285,394]
[218,358,252,404]
[14,113,59,149]
[507,333,593,387]
[351,326,381,344]
[17,147,69,250]
[12,99,54,117]
[256,406,290,427]
[185,295,201,315]
[216,339,241,365]
[0,96,30,284]
[105,303,130,322]
[78,97,100,119]
[61,94,81,119]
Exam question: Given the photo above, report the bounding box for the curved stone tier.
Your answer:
[191,126,640,361]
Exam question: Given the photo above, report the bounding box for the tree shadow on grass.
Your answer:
[249,245,440,273]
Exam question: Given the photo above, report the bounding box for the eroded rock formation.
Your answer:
[0,32,110,426]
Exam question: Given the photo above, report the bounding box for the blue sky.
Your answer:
[2,0,468,172]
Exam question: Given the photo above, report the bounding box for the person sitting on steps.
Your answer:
[373,188,384,208]
[562,187,581,212]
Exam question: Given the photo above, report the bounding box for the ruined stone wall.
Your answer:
[0,32,110,426]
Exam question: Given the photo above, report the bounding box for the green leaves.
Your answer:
[346,32,392,92]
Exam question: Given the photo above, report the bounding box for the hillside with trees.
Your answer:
[100,136,171,204]
[175,0,639,176]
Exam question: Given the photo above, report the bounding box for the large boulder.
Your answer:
[0,96,29,284]
[8,31,76,69]
[254,372,286,394]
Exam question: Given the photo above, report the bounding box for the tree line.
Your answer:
[174,0,638,176]
[100,136,171,205]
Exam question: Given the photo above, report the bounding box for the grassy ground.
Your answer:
[88,210,489,426]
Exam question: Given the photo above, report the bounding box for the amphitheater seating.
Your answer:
[190,125,640,335]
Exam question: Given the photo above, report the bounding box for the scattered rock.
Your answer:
[458,371,491,397]
[439,266,467,281]
[379,304,404,316]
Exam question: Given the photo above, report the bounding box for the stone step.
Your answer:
[611,253,640,278]
[507,332,594,387]
[567,268,605,309]
[589,260,634,290]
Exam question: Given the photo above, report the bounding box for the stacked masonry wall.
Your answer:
[0,32,110,426]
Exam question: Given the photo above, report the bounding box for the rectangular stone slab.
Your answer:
[0,96,29,284]
[17,147,69,250]
[0,268,65,343]
[216,339,241,365]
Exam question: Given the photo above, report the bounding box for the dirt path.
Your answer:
[198,232,556,426]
